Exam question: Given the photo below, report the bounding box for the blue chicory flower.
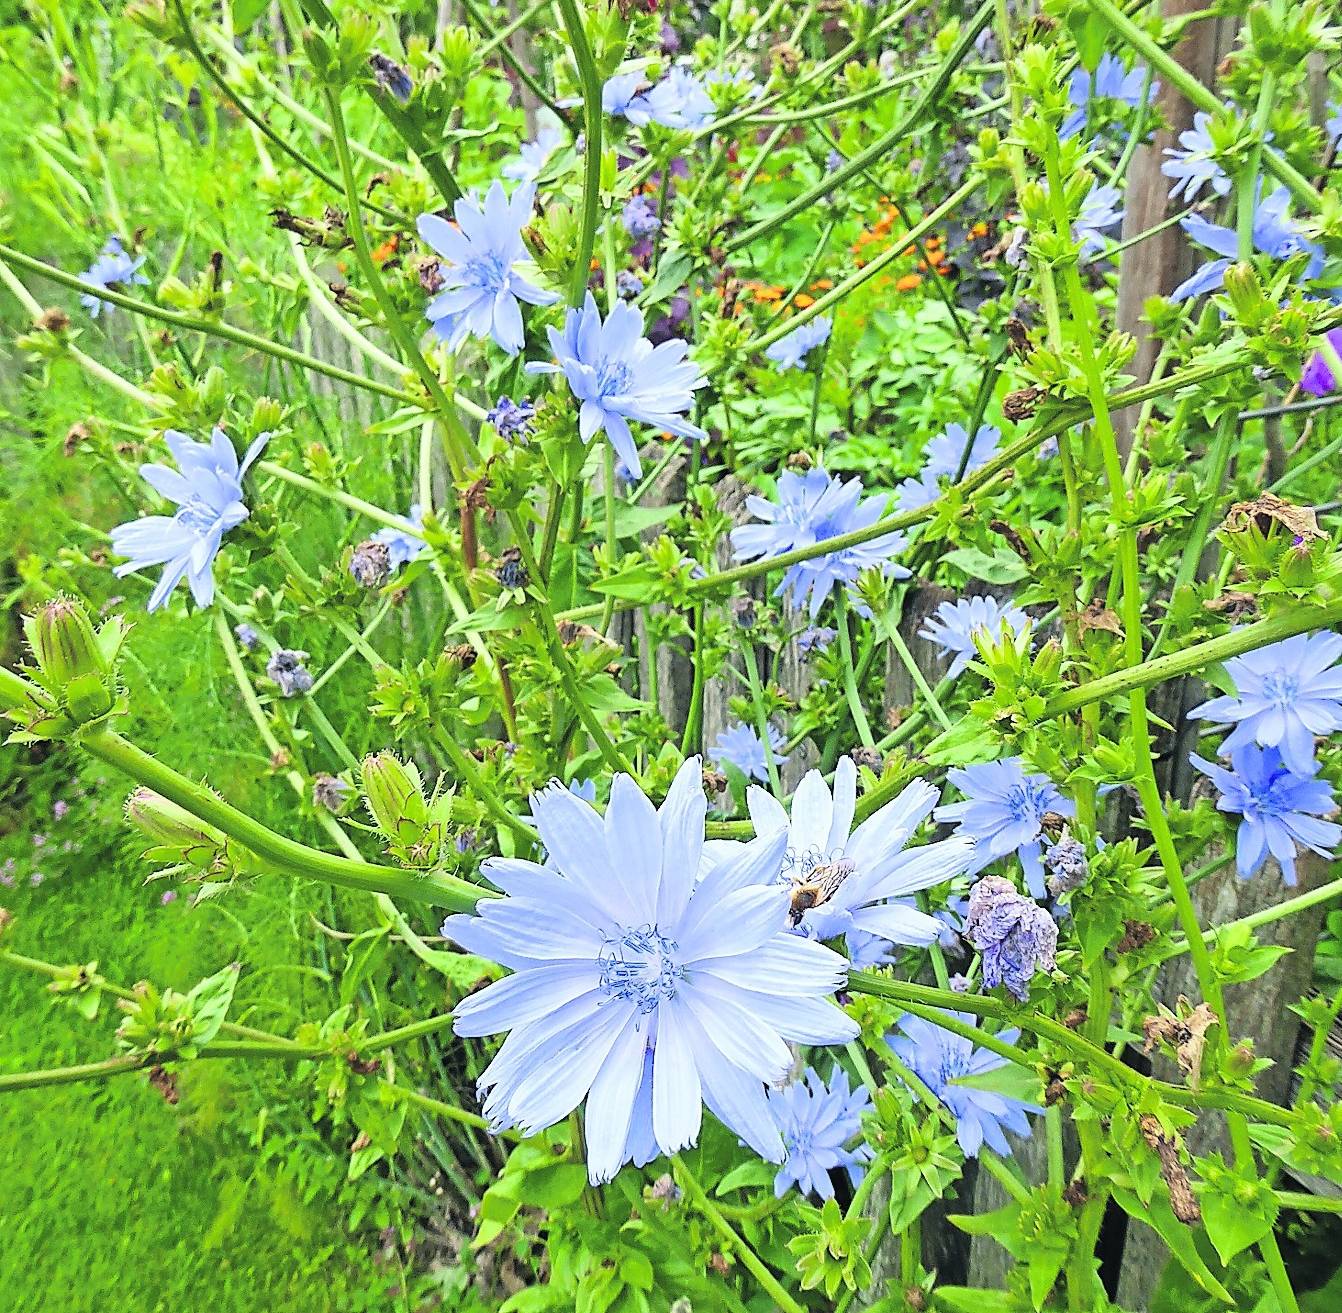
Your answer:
[503,121,563,184]
[713,721,789,783]
[1190,745,1341,886]
[764,316,833,372]
[603,66,714,130]
[1060,53,1153,141]
[526,292,706,479]
[622,194,662,238]
[896,421,1003,508]
[798,626,836,658]
[1189,632,1342,775]
[1328,103,1342,154]
[889,1013,1040,1157]
[79,235,149,317]
[417,181,559,354]
[934,758,1075,899]
[1172,185,1324,301]
[766,1066,872,1200]
[919,596,1032,678]
[1302,328,1342,397]
[110,428,269,611]
[963,875,1059,1000]
[1161,112,1232,201]
[730,468,910,619]
[739,758,972,956]
[441,758,859,1184]
[369,52,413,103]
[370,504,427,570]
[1074,183,1124,259]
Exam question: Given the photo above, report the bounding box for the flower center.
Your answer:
[1006,780,1049,824]
[176,497,221,535]
[466,251,510,292]
[1261,671,1299,706]
[598,925,682,1014]
[596,359,634,398]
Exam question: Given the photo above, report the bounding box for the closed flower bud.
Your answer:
[26,596,106,689]
[1221,261,1267,322]
[125,788,227,869]
[360,753,426,842]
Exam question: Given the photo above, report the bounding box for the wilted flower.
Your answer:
[417,181,558,354]
[963,876,1058,1000]
[370,505,427,570]
[622,194,662,238]
[766,1066,872,1200]
[935,759,1074,899]
[486,396,537,441]
[798,626,835,658]
[78,235,148,316]
[1074,184,1124,259]
[1189,632,1342,774]
[503,120,563,184]
[234,622,260,651]
[1190,745,1340,886]
[1161,112,1232,201]
[919,596,1032,678]
[110,428,270,612]
[731,468,910,619]
[739,759,971,956]
[888,1013,1040,1157]
[313,773,353,814]
[440,758,858,1183]
[764,316,832,372]
[349,539,391,588]
[712,721,788,783]
[526,292,706,479]
[1060,53,1153,140]
[266,649,313,698]
[1044,834,1089,897]
[1172,185,1323,301]
[368,51,413,103]
[616,270,643,300]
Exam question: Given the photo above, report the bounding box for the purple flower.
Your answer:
[78,235,148,317]
[370,505,427,570]
[266,648,313,698]
[1172,185,1324,301]
[766,1066,872,1200]
[798,626,836,658]
[934,759,1074,899]
[417,181,559,354]
[1074,183,1124,259]
[110,428,270,612]
[486,396,537,441]
[623,194,662,238]
[234,623,260,651]
[731,468,910,619]
[526,292,706,480]
[52,800,69,821]
[1190,745,1341,886]
[369,52,413,103]
[1060,53,1153,141]
[741,759,971,955]
[1302,328,1342,397]
[712,722,788,783]
[503,121,563,185]
[888,1013,1039,1157]
[963,875,1058,1000]
[1189,632,1342,774]
[919,596,1032,678]
[763,316,832,372]
[440,758,858,1183]
[1161,112,1232,202]
[160,889,178,905]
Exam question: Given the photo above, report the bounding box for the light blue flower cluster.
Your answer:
[527,292,706,480]
[1188,633,1342,881]
[110,428,269,611]
[370,504,426,570]
[766,1066,872,1200]
[713,722,788,783]
[441,759,858,1184]
[935,758,1074,899]
[737,758,972,958]
[1190,746,1340,886]
[731,468,910,618]
[1172,185,1323,302]
[764,316,832,372]
[1060,53,1153,141]
[894,423,1001,511]
[1074,183,1124,259]
[417,180,558,354]
[603,66,714,130]
[919,596,1032,678]
[888,1013,1039,1158]
[1161,112,1232,201]
[79,235,148,317]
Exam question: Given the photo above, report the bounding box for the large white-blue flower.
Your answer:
[110,428,269,611]
[417,180,558,355]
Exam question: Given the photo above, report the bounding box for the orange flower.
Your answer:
[811,278,834,291]
[750,283,785,302]
[971,221,990,238]
[793,293,815,309]
[371,234,400,264]
[935,260,954,277]
[895,273,922,292]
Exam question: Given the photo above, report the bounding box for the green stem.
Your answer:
[555,0,604,306]
[834,593,876,749]
[430,725,539,847]
[739,636,783,795]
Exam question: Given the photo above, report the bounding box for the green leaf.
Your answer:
[589,563,661,599]
[1201,1183,1277,1267]
[943,546,1029,584]
[951,1061,1045,1105]
[610,502,679,540]
[715,1159,776,1195]
[186,963,239,1048]
[231,0,269,29]
[447,602,528,635]
[582,674,647,714]
[923,716,1000,766]
[933,1289,1021,1313]
[1112,1188,1233,1305]
[525,1163,589,1209]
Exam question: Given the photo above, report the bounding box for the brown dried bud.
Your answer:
[850,746,884,773]
[719,277,742,318]
[701,767,728,795]
[1002,386,1045,422]
[1004,315,1031,358]
[1044,1075,1067,1106]
[351,1131,372,1153]
[64,422,91,456]
[345,1051,381,1076]
[786,450,813,470]
[1205,590,1256,620]
[148,1064,180,1105]
[418,258,445,295]
[1221,492,1324,545]
[770,42,802,75]
[1139,1114,1201,1224]
[1117,920,1156,953]
[269,749,291,770]
[1077,600,1123,638]
[1061,1007,1088,1031]
[905,1289,927,1312]
[1062,1178,1089,1208]
[37,307,71,334]
[445,643,477,668]
[0,907,13,937]
[708,1252,731,1277]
